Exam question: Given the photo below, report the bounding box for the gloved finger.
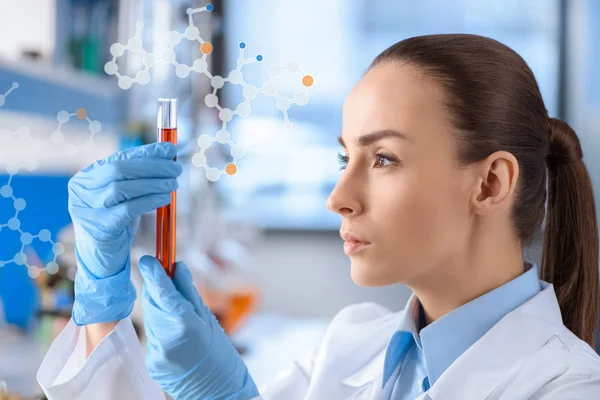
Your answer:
[81,142,177,173]
[139,255,189,313]
[71,158,182,190]
[172,262,212,318]
[71,192,172,234]
[86,178,178,209]
[105,192,173,229]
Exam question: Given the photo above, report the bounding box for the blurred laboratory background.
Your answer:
[0,0,599,398]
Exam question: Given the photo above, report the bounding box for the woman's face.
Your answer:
[327,63,475,287]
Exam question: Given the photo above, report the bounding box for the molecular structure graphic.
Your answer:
[0,82,102,278]
[104,3,314,182]
[0,81,18,107]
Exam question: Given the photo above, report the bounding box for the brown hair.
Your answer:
[371,34,599,347]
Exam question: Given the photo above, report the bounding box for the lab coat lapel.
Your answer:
[426,282,562,399]
[339,295,421,399]
[340,346,386,399]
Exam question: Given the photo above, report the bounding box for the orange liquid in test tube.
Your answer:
[156,99,177,278]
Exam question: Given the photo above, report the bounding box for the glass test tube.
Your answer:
[156,98,177,278]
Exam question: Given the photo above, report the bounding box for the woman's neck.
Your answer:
[407,226,525,326]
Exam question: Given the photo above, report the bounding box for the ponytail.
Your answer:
[542,117,599,347]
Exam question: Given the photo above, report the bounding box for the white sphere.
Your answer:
[27,266,40,279]
[57,111,70,123]
[6,164,19,176]
[185,26,200,40]
[287,59,300,72]
[211,75,224,89]
[197,134,213,149]
[7,217,20,230]
[38,229,51,242]
[167,31,182,46]
[204,93,218,108]
[277,98,291,111]
[104,61,118,75]
[193,59,208,73]
[263,82,276,96]
[89,121,102,134]
[175,64,190,78]
[231,145,244,159]
[295,91,309,106]
[216,129,230,143]
[206,168,221,182]
[136,70,151,85]
[110,43,125,57]
[192,153,207,167]
[52,242,65,255]
[219,108,233,122]
[236,101,251,117]
[25,159,37,171]
[14,251,26,265]
[143,53,157,67]
[243,86,257,99]
[128,38,143,52]
[118,76,133,90]
[45,262,59,275]
[268,64,282,77]
[162,50,176,63]
[228,70,243,84]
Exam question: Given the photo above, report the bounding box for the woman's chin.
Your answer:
[350,260,394,287]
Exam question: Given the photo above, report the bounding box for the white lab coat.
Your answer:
[38,281,600,399]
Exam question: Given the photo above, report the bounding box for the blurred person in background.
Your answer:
[37,34,600,399]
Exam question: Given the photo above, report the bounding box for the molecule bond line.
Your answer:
[104,3,314,182]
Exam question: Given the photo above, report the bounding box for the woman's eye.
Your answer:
[374,153,396,168]
[337,153,348,170]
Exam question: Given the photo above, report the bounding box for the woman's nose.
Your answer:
[326,180,363,216]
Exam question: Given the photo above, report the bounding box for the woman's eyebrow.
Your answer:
[337,129,413,148]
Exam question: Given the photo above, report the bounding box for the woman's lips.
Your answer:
[343,240,371,256]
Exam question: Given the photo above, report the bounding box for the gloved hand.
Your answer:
[69,143,182,325]
[139,255,260,400]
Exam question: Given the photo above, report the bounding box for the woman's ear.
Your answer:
[470,151,519,216]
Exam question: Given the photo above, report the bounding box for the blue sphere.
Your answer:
[256,55,263,61]
[206,4,213,11]
[239,42,246,49]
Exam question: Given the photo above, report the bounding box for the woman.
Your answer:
[38,34,600,399]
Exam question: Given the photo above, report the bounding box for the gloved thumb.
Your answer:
[172,262,212,318]
[139,255,187,313]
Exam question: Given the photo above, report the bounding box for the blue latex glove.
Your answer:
[139,255,260,400]
[69,143,182,325]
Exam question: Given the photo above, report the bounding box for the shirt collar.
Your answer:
[383,262,542,388]
[420,262,541,385]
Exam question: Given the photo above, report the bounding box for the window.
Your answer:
[217,0,561,230]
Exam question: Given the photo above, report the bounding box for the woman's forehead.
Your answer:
[342,64,450,139]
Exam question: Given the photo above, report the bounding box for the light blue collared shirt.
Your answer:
[382,263,542,399]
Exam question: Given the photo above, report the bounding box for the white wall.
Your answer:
[252,231,413,318]
[0,0,56,61]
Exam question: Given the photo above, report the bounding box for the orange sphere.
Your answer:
[225,163,238,175]
[201,42,213,55]
[302,75,314,87]
[76,108,88,119]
